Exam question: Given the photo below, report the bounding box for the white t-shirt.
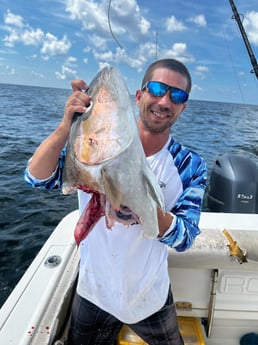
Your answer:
[77,138,183,323]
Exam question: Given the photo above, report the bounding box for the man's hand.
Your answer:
[157,208,173,237]
[61,80,91,130]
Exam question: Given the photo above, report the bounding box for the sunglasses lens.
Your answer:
[171,88,188,104]
[147,81,168,97]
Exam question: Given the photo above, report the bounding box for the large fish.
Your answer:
[62,66,164,245]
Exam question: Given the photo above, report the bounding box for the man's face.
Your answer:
[136,68,188,134]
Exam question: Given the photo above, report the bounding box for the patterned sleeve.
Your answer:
[24,148,66,190]
[159,146,207,252]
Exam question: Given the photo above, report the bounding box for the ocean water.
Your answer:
[0,83,258,307]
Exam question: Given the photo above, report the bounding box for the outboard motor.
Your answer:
[207,154,258,213]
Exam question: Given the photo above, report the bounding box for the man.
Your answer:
[25,58,207,344]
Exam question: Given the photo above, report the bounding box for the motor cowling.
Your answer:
[207,154,258,213]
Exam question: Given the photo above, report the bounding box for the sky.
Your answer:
[0,0,258,104]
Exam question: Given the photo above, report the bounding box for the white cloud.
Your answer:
[4,9,24,28]
[22,28,44,46]
[188,14,207,27]
[88,34,109,50]
[195,65,209,79]
[162,43,194,64]
[137,42,157,61]
[66,56,77,64]
[65,0,151,46]
[3,10,71,59]
[92,39,193,74]
[118,47,146,71]
[55,57,78,80]
[67,0,106,32]
[41,33,71,58]
[196,65,209,73]
[32,71,44,78]
[3,11,43,47]
[3,29,20,47]
[166,16,186,32]
[244,11,258,46]
[192,84,203,92]
[5,65,15,75]
[93,45,146,72]
[110,0,150,37]
[93,49,114,61]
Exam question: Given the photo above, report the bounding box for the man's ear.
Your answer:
[135,89,142,106]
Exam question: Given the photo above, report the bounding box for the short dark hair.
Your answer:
[141,58,192,94]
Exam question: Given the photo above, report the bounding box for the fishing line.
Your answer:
[108,0,124,49]
[222,28,245,104]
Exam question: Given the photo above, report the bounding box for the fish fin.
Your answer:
[142,170,164,209]
[101,167,122,211]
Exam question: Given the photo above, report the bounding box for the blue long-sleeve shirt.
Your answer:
[24,138,207,251]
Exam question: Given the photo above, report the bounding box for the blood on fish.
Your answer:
[74,192,105,245]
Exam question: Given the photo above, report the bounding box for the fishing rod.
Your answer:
[229,0,258,79]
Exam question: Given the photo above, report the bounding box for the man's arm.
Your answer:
[158,155,207,251]
[28,80,90,180]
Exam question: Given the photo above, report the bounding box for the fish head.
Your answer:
[73,66,135,165]
[63,66,137,195]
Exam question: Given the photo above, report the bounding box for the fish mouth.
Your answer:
[74,134,134,166]
[74,156,107,168]
[84,100,93,113]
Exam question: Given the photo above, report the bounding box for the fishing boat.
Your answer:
[0,1,258,344]
[0,203,258,345]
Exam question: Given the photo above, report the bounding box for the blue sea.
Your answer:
[0,83,258,307]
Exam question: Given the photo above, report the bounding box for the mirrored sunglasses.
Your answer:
[142,81,189,104]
